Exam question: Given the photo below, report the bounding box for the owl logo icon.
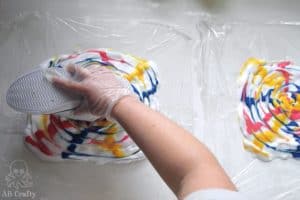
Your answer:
[5,160,33,189]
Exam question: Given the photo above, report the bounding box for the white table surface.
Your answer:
[0,0,300,199]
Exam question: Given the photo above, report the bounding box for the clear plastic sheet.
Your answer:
[1,0,300,199]
[194,18,300,200]
[0,0,199,199]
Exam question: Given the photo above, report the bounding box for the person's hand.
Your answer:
[52,64,135,119]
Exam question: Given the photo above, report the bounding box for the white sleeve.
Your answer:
[184,189,249,200]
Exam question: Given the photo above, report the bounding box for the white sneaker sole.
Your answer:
[6,68,81,114]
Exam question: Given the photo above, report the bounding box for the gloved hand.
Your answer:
[52,64,136,119]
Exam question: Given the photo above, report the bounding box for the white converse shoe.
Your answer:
[7,48,159,163]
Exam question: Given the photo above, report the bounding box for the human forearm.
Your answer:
[52,65,236,199]
[112,96,236,198]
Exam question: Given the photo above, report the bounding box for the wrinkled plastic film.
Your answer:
[194,18,300,200]
[2,0,300,199]
[0,2,196,199]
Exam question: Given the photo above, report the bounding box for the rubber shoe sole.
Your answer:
[6,68,81,114]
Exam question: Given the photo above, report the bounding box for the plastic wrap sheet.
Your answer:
[193,18,300,200]
[1,0,300,199]
[0,1,199,199]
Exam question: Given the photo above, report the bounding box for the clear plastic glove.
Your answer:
[52,64,136,120]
